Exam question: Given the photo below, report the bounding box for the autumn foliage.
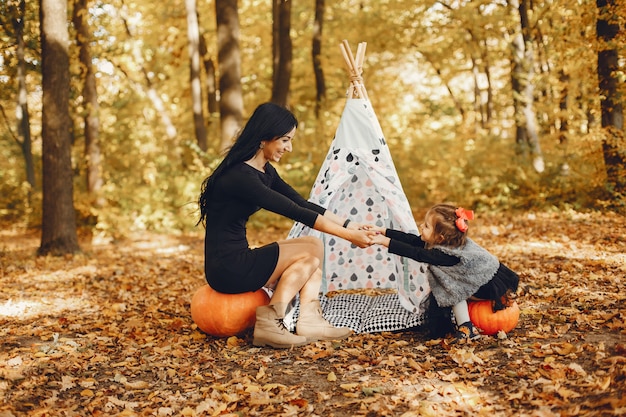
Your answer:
[1,210,624,416]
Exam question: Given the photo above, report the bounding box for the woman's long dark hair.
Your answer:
[197,102,298,226]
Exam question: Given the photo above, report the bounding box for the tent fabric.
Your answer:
[286,98,431,332]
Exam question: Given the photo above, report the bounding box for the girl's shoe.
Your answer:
[453,321,481,342]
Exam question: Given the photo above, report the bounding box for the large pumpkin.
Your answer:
[191,284,270,337]
[468,300,520,336]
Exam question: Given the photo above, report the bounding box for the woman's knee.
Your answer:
[279,236,323,259]
[290,253,321,273]
[300,236,323,258]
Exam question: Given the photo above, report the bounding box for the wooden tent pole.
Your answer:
[340,40,369,100]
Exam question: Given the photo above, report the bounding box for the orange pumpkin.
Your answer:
[191,284,270,337]
[468,300,520,336]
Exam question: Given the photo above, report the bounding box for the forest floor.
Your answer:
[0,210,625,417]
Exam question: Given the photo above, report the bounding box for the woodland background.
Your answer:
[0,1,625,416]
[0,0,624,250]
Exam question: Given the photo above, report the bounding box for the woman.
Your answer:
[198,102,374,348]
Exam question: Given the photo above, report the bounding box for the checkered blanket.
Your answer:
[284,291,425,334]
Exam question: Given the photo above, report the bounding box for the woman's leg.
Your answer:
[265,236,324,310]
[253,236,324,348]
[261,236,351,342]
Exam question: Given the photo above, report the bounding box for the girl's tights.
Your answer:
[452,299,471,325]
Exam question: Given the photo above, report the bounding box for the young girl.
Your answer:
[369,203,519,342]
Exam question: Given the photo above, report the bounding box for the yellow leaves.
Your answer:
[123,379,150,390]
[448,347,485,367]
[255,366,266,380]
[2,213,626,416]
[226,336,244,347]
[407,357,422,371]
[80,389,94,397]
[596,376,612,391]
[552,342,577,356]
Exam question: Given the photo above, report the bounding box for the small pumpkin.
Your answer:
[468,300,520,336]
[191,284,270,337]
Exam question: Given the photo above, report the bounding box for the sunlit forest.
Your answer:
[1,0,624,239]
[1,1,625,415]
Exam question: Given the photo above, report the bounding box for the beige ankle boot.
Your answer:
[296,300,353,341]
[253,304,308,348]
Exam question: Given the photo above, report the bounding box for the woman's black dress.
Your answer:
[204,162,326,293]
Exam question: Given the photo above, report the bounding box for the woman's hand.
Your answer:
[346,221,366,231]
[348,229,376,248]
[359,224,386,234]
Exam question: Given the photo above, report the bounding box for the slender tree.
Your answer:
[38,0,80,256]
[312,0,325,117]
[596,0,625,194]
[199,33,218,114]
[509,0,544,173]
[72,0,104,207]
[119,3,177,140]
[9,0,36,191]
[215,0,243,151]
[185,0,208,151]
[271,0,292,107]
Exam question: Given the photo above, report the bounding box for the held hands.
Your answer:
[348,229,378,248]
[345,223,388,248]
[345,221,366,231]
[361,225,385,234]
[370,233,390,247]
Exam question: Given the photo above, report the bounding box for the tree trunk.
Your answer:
[596,0,625,194]
[479,39,493,126]
[216,0,243,151]
[471,57,483,130]
[509,0,544,173]
[421,52,465,121]
[12,0,36,191]
[558,70,569,145]
[312,0,325,117]
[72,0,104,208]
[120,15,178,140]
[185,0,208,151]
[38,0,80,256]
[271,0,292,107]
[199,33,218,114]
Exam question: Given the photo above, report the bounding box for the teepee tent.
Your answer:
[287,41,430,333]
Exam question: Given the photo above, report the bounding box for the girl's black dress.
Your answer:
[204,162,326,294]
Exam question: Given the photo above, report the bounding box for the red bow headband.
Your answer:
[455,207,474,233]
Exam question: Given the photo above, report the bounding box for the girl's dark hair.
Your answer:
[197,102,298,226]
[428,203,468,248]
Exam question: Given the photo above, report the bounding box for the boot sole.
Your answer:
[298,333,352,342]
[252,337,309,349]
[296,329,353,342]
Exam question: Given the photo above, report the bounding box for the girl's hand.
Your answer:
[370,233,390,247]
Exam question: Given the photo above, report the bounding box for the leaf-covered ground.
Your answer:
[0,211,625,417]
